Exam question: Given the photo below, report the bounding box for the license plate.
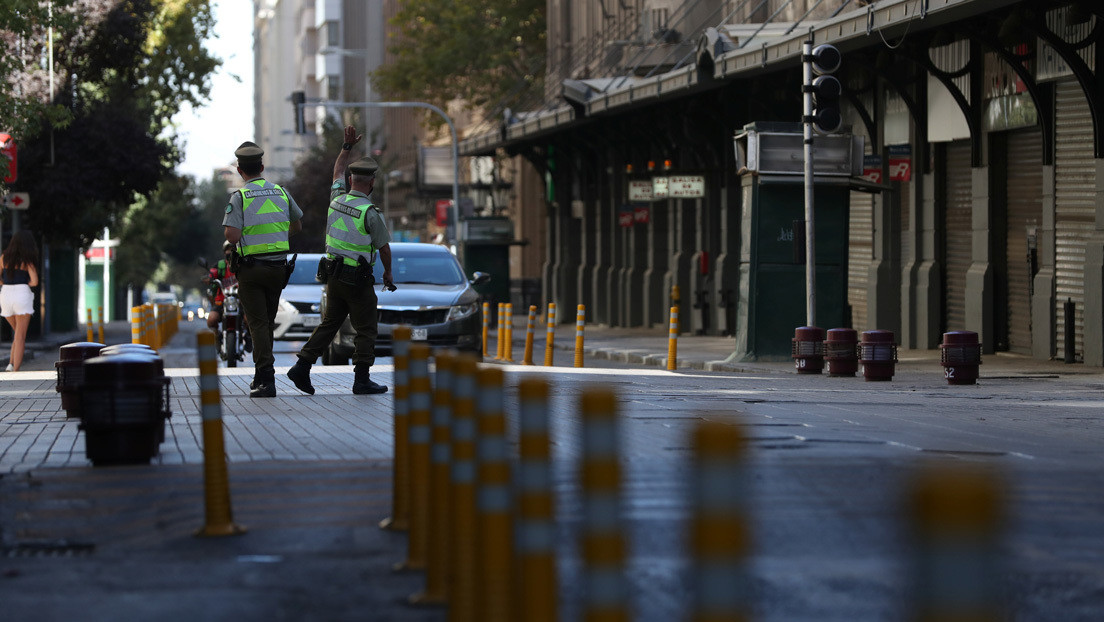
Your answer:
[412,328,428,341]
[303,315,321,327]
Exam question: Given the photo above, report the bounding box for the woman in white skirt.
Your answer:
[0,231,39,371]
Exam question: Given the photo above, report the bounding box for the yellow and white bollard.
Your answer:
[574,304,586,368]
[411,350,455,605]
[86,308,94,342]
[504,302,514,362]
[667,306,679,371]
[380,325,413,531]
[691,420,750,621]
[482,302,491,359]
[910,463,1004,621]
[477,366,512,621]
[522,305,537,365]
[580,387,627,621]
[131,306,142,344]
[517,378,556,622]
[544,302,556,366]
[449,354,479,621]
[396,343,432,571]
[496,302,506,361]
[97,306,105,344]
[195,330,245,537]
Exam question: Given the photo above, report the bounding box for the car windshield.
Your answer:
[373,249,465,285]
[287,256,323,285]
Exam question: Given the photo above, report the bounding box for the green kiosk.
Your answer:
[732,122,864,361]
[459,216,514,315]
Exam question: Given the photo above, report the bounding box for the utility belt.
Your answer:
[232,250,297,288]
[318,255,374,286]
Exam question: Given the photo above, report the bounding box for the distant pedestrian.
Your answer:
[223,141,304,397]
[287,125,395,395]
[0,231,39,371]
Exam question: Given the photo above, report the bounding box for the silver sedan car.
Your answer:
[321,243,489,364]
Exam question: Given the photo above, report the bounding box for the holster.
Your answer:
[316,257,331,284]
[355,256,375,286]
[229,248,242,273]
[282,253,298,288]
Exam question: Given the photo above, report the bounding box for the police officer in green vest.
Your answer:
[287,125,395,395]
[223,141,304,397]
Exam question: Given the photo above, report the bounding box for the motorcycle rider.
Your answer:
[203,241,252,353]
[205,241,236,330]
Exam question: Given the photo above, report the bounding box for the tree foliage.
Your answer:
[0,0,76,140]
[371,0,545,126]
[116,173,228,293]
[3,0,220,248]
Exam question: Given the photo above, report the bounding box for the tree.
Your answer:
[4,0,220,247]
[371,0,545,128]
[0,1,76,141]
[116,172,228,297]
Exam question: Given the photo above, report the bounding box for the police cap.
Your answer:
[234,141,264,164]
[348,156,379,176]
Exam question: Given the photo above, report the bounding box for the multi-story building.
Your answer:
[253,0,421,234]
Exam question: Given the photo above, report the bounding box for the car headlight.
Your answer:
[446,302,478,322]
[278,299,296,314]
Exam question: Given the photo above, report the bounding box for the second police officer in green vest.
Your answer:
[223,141,304,397]
[287,125,395,395]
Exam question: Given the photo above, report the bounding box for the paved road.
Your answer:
[2,320,1103,620]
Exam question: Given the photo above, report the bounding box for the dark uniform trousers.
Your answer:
[237,260,287,380]
[299,275,379,367]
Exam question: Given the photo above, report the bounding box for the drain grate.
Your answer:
[2,540,96,558]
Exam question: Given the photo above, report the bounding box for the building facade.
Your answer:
[461,0,1104,364]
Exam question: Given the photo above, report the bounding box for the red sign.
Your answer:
[618,210,633,228]
[633,206,650,224]
[435,199,452,226]
[0,134,15,184]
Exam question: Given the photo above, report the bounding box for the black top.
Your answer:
[2,267,30,285]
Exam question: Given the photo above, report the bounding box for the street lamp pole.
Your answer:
[299,100,461,246]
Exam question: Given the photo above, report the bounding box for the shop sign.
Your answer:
[667,175,705,198]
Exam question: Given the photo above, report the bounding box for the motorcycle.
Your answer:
[211,278,248,367]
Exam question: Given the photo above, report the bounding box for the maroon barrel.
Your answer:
[941,331,982,385]
[55,342,105,418]
[824,328,858,377]
[791,326,825,374]
[859,330,897,381]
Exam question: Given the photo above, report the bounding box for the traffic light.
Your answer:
[291,91,306,135]
[804,44,842,134]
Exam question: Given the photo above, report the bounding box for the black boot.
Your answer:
[352,364,386,395]
[250,369,276,398]
[287,357,315,395]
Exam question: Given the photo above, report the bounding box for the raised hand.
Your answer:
[344,125,362,146]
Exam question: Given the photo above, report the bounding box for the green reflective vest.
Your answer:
[325,194,376,266]
[237,180,291,256]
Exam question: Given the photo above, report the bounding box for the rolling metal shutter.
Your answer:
[943,141,973,332]
[849,191,873,329]
[1054,81,1094,361]
[1005,129,1043,355]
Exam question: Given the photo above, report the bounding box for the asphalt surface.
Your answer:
[1,317,1102,620]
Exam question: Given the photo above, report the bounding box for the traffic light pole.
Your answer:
[296,99,461,247]
[802,41,816,328]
